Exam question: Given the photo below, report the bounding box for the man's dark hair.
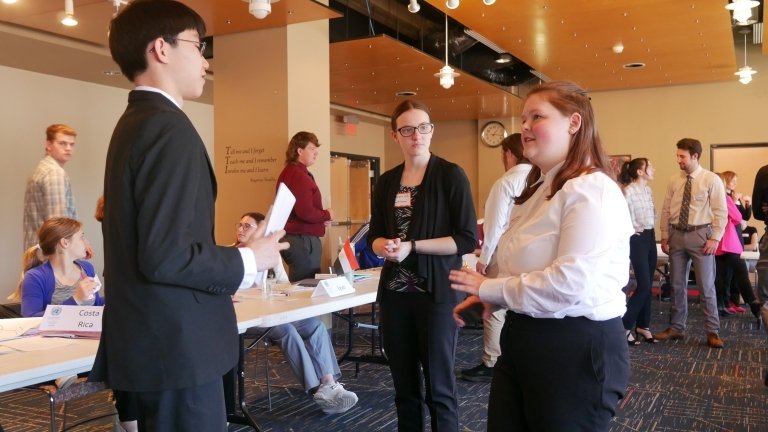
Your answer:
[500,133,529,164]
[676,138,702,159]
[109,0,206,82]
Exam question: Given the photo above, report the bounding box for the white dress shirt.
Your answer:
[479,163,533,266]
[659,165,727,241]
[479,163,633,321]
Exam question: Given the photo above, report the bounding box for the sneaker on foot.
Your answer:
[460,364,494,383]
[54,375,79,390]
[313,382,358,414]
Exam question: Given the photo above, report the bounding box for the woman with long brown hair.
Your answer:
[11,217,101,317]
[449,81,632,431]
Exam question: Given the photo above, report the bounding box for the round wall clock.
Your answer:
[480,121,508,148]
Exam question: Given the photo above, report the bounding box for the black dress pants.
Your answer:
[488,312,629,432]
[380,289,459,432]
[280,234,322,282]
[623,229,657,329]
[134,378,227,432]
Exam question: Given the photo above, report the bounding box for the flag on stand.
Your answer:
[333,239,360,275]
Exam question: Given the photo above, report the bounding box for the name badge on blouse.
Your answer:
[394,192,411,208]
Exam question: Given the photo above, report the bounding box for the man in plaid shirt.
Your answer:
[23,124,78,249]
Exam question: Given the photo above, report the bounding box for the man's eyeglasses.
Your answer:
[236,222,256,231]
[174,38,207,56]
[396,123,434,137]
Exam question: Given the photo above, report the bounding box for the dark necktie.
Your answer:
[679,175,692,229]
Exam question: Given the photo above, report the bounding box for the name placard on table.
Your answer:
[38,305,103,338]
[311,276,356,298]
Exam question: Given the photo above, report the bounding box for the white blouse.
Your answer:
[479,163,633,321]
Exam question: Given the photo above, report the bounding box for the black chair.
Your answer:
[244,327,275,410]
[0,302,22,318]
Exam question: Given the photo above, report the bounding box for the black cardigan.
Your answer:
[368,154,477,303]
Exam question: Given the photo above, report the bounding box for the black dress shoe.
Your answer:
[460,364,494,383]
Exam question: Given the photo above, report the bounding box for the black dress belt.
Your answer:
[672,224,710,232]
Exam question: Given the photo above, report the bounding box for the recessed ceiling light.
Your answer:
[623,62,646,69]
[395,91,417,97]
[103,70,122,76]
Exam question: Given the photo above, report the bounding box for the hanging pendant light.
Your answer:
[61,0,78,27]
[434,14,459,89]
[735,32,757,85]
[725,0,759,26]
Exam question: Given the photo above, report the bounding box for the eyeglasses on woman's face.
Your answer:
[396,123,434,137]
[236,222,256,231]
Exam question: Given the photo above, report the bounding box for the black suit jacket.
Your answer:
[91,90,244,391]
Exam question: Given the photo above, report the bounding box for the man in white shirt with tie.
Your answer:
[657,138,727,348]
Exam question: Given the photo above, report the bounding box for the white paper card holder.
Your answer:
[38,305,103,338]
[311,276,356,298]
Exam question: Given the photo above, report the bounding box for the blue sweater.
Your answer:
[21,259,104,317]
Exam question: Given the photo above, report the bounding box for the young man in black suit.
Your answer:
[90,1,288,430]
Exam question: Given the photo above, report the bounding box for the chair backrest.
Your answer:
[0,302,22,319]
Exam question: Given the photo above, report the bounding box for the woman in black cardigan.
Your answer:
[368,99,477,431]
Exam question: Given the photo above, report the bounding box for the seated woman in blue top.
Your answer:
[12,217,102,317]
[235,212,358,415]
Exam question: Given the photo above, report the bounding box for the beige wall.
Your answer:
[213,28,289,242]
[430,120,480,211]
[329,112,388,164]
[0,65,213,300]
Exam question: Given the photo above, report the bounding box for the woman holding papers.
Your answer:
[448,81,631,431]
[277,131,334,282]
[369,100,477,431]
[235,213,358,414]
[11,217,103,317]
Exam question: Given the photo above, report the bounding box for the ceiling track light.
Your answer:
[735,32,757,84]
[407,0,420,13]
[434,14,459,89]
[61,0,78,27]
[725,0,759,26]
[244,0,280,20]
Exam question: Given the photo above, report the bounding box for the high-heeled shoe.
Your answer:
[750,301,763,319]
[635,327,658,343]
[626,330,640,346]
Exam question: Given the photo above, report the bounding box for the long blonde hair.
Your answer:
[8,217,82,301]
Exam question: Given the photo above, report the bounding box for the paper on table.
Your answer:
[0,317,42,342]
[263,182,296,236]
[0,336,76,352]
